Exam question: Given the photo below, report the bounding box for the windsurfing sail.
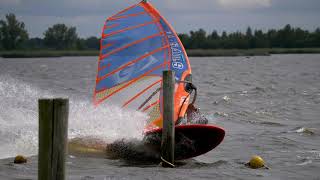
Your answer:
[93,1,192,131]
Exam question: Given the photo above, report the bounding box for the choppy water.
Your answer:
[0,54,319,179]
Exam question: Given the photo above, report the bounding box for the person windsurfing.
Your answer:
[178,80,208,125]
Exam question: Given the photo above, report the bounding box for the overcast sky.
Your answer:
[1,0,319,38]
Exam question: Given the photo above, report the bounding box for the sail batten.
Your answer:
[100,32,165,60]
[94,2,192,130]
[95,62,167,105]
[108,12,147,21]
[97,46,169,86]
[122,79,162,108]
[102,21,158,38]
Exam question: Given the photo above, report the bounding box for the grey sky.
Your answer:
[1,0,319,38]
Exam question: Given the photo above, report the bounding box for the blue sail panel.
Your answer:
[100,23,161,55]
[104,13,154,35]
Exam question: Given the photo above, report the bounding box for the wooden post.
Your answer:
[38,98,69,180]
[161,70,175,167]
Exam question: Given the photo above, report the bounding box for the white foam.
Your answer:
[68,101,147,141]
[0,75,147,159]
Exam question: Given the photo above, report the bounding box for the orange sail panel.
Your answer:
[93,1,192,131]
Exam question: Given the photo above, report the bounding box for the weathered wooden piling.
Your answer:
[38,98,69,180]
[161,70,175,167]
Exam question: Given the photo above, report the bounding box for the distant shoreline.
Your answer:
[1,48,320,58]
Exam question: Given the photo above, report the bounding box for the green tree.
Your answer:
[43,24,78,49]
[75,36,99,50]
[76,38,86,50]
[207,31,219,49]
[0,13,29,50]
[221,31,227,39]
[246,27,253,38]
[277,24,294,48]
[253,30,268,48]
[294,28,309,48]
[267,29,279,47]
[85,36,100,50]
[26,37,45,49]
[178,33,191,49]
[189,29,207,49]
[246,27,254,48]
[313,28,320,47]
[0,29,3,50]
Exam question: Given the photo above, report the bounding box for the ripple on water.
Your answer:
[176,160,229,169]
[289,127,317,136]
[296,150,320,166]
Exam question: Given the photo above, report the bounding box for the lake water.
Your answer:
[0,54,319,179]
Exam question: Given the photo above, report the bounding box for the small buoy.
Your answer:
[247,155,265,169]
[14,155,27,164]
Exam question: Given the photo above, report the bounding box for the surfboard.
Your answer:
[144,124,225,160]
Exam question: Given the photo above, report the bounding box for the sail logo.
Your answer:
[172,62,183,69]
[166,31,185,70]
[170,44,184,69]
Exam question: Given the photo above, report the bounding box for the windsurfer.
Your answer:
[179,82,208,125]
[186,104,208,124]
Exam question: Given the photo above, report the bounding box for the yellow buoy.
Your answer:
[247,155,265,169]
[14,155,27,164]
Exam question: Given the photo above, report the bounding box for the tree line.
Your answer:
[0,14,99,50]
[1,13,320,51]
[179,26,320,49]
